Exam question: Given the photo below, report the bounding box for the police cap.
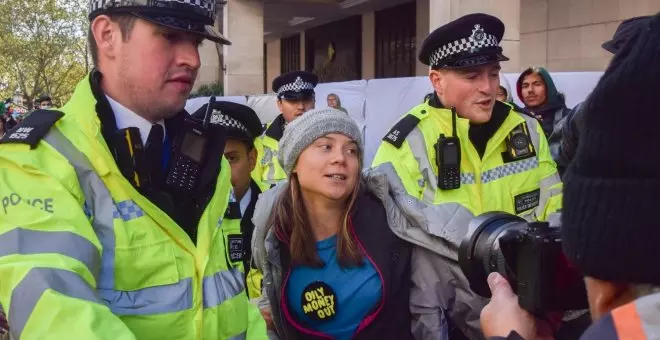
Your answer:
[272,71,319,100]
[419,13,508,69]
[203,101,263,145]
[88,0,231,45]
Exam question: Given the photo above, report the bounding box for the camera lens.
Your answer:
[511,134,529,150]
[458,212,528,298]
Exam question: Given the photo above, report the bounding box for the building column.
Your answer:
[223,0,264,96]
[266,39,281,93]
[361,13,376,80]
[300,31,306,70]
[426,0,521,72]
[416,0,430,76]
[194,9,223,91]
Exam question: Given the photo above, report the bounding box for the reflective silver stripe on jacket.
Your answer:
[406,127,437,202]
[263,146,277,183]
[43,129,193,315]
[99,278,193,316]
[0,228,100,278]
[44,129,117,291]
[202,267,245,308]
[520,114,541,153]
[10,267,104,339]
[534,174,563,220]
[625,291,660,337]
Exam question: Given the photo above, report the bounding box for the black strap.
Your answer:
[145,124,165,186]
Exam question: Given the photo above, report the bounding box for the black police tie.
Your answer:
[145,124,165,186]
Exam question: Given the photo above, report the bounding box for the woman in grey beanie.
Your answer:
[250,108,434,339]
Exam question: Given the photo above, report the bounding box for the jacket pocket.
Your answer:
[114,240,181,290]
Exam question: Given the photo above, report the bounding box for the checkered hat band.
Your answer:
[429,33,499,67]
[277,80,315,95]
[211,111,248,133]
[89,0,215,19]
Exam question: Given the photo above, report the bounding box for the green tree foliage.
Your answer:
[0,0,88,108]
[190,82,224,98]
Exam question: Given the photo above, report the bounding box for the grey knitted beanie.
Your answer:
[278,108,363,175]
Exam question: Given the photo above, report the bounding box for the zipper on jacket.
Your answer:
[350,219,387,336]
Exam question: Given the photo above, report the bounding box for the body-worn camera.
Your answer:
[459,212,588,315]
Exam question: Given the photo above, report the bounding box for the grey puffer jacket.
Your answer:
[252,163,488,340]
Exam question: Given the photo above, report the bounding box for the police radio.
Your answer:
[435,107,461,190]
[164,97,214,195]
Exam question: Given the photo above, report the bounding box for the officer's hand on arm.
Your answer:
[260,307,274,330]
[481,273,557,340]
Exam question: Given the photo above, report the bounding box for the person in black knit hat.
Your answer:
[479,12,660,340]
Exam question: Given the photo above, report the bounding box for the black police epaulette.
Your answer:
[382,114,421,148]
[0,110,63,149]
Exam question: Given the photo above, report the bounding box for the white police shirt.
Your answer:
[106,95,165,146]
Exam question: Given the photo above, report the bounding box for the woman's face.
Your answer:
[294,133,360,203]
[496,86,508,102]
[327,95,338,108]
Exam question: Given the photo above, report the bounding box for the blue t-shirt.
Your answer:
[286,234,382,339]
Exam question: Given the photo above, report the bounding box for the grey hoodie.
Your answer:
[251,163,488,340]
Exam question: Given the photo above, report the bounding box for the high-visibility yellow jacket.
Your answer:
[0,74,267,340]
[372,98,562,339]
[373,99,562,220]
[252,115,287,186]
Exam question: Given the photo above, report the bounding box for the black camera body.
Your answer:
[459,212,588,316]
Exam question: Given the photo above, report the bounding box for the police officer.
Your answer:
[371,13,562,339]
[0,1,266,339]
[253,70,319,185]
[200,100,269,298]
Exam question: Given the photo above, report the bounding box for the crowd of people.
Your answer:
[0,0,658,339]
[0,95,55,140]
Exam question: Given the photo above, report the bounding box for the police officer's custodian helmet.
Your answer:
[88,0,231,45]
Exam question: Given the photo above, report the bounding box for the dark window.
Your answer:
[281,34,301,74]
[375,2,416,78]
[305,16,362,83]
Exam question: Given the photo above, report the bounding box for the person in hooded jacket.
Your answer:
[252,107,439,340]
[517,67,570,137]
[497,74,529,114]
[497,74,513,103]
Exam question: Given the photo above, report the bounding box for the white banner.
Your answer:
[184,96,247,115]
[186,72,603,167]
[246,94,280,125]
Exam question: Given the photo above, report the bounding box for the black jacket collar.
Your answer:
[427,92,509,158]
[264,114,286,141]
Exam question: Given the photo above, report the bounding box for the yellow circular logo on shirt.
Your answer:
[301,281,337,322]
